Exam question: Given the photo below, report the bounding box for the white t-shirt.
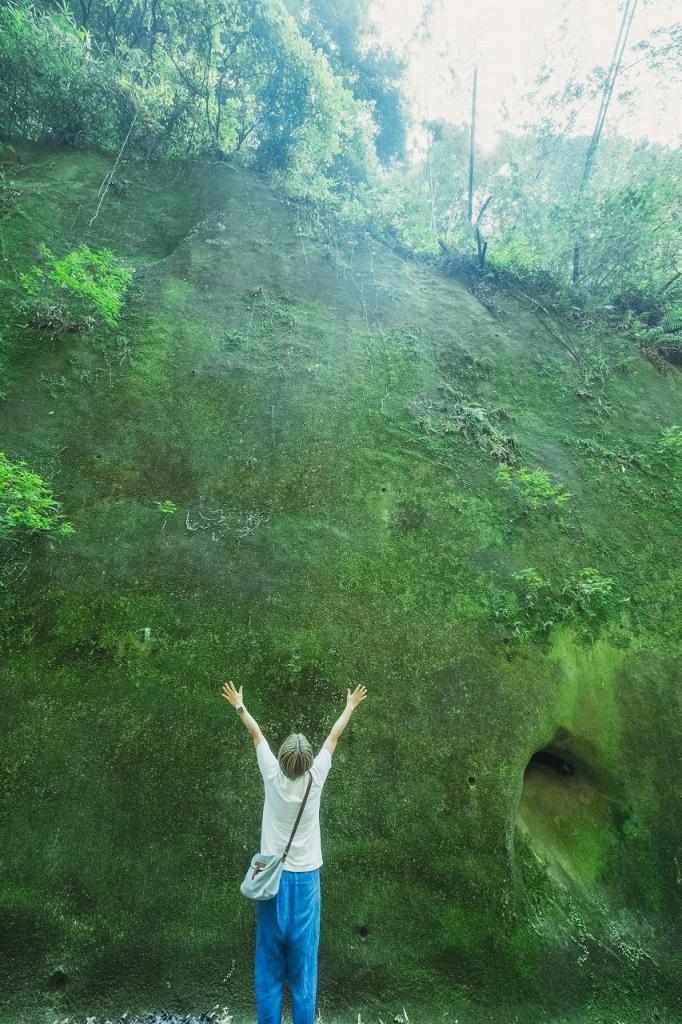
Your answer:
[256,738,332,872]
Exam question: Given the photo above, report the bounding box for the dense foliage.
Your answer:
[285,0,408,163]
[0,0,680,344]
[380,123,681,322]
[0,0,383,199]
[20,244,132,328]
[0,451,74,539]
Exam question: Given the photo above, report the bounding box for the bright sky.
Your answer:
[371,0,681,152]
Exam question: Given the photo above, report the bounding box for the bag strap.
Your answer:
[282,771,313,862]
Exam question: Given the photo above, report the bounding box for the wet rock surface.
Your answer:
[1,142,680,1021]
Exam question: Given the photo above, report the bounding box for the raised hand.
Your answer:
[346,684,368,709]
[222,680,244,708]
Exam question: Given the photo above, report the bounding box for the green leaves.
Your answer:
[20,244,132,330]
[497,465,571,511]
[658,425,682,454]
[499,566,617,644]
[155,500,178,516]
[0,0,378,202]
[565,567,617,617]
[0,452,74,540]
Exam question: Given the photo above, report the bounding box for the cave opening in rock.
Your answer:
[528,749,575,776]
[516,732,621,886]
[48,969,68,992]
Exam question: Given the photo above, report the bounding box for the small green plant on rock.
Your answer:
[629,304,682,368]
[155,499,177,532]
[414,386,518,464]
[498,565,617,643]
[497,465,570,511]
[155,499,177,516]
[657,425,682,455]
[0,452,74,539]
[562,567,616,621]
[575,348,609,399]
[19,244,132,331]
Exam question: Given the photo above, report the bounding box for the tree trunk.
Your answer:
[572,0,639,285]
[467,65,478,226]
[426,105,436,234]
[660,270,681,295]
[475,193,493,268]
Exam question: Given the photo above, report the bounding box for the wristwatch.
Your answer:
[236,705,244,714]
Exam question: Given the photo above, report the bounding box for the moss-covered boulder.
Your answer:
[0,142,680,1024]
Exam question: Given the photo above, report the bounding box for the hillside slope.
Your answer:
[0,142,680,1023]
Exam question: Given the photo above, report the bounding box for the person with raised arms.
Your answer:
[222,678,368,1024]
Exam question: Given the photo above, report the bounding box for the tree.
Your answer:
[0,0,378,199]
[572,0,640,284]
[285,0,408,163]
[467,65,477,226]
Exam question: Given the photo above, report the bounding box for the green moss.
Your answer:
[0,142,680,1022]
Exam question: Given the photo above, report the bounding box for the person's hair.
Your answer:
[278,733,313,780]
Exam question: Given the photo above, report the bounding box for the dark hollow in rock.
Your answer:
[516,733,622,888]
[48,968,68,991]
[529,748,575,776]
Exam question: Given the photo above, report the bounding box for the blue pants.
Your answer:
[255,868,320,1024]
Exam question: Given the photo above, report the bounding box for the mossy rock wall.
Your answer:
[0,143,680,1023]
